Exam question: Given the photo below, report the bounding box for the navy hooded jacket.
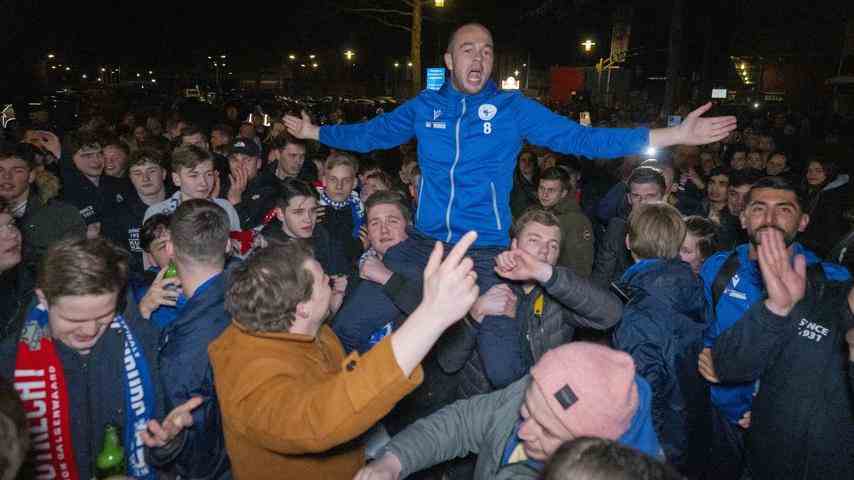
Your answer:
[147,272,232,479]
[613,259,710,470]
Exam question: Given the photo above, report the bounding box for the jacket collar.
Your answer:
[231,318,318,343]
[551,197,582,215]
[439,79,499,102]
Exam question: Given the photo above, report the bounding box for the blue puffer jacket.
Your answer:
[320,80,649,247]
[613,259,709,470]
[149,272,232,479]
[701,243,851,424]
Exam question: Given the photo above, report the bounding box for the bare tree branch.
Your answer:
[345,7,412,16]
[353,12,412,32]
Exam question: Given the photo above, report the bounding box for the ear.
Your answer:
[294,301,311,323]
[798,213,810,233]
[511,238,519,250]
[28,169,36,185]
[274,207,285,222]
[444,52,454,71]
[35,289,48,308]
[740,210,748,230]
[625,233,631,252]
[172,171,182,188]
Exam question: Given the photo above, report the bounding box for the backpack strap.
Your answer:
[711,252,741,308]
[712,252,829,309]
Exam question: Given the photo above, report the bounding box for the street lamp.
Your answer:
[581,39,596,52]
[312,62,318,68]
[288,53,296,60]
[309,54,316,60]
[65,66,70,71]
[344,50,355,61]
[407,61,413,68]
[47,53,55,59]
[394,61,400,68]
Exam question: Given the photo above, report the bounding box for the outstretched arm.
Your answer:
[518,99,736,159]
[649,103,737,148]
[285,101,416,153]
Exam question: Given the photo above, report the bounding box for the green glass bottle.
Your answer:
[95,423,126,479]
[163,260,178,280]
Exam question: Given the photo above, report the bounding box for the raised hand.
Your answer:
[330,275,348,314]
[39,131,62,159]
[284,111,320,140]
[676,102,738,146]
[757,228,806,316]
[353,452,402,480]
[139,267,181,320]
[227,164,249,205]
[470,284,517,323]
[360,256,393,285]
[140,396,203,448]
[420,231,480,328]
[494,241,553,284]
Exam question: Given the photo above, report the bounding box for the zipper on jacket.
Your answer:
[490,182,502,230]
[416,175,425,224]
[446,97,466,242]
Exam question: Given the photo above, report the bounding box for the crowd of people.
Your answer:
[0,22,852,480]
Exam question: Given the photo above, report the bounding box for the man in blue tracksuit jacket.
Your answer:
[699,177,850,479]
[286,23,736,389]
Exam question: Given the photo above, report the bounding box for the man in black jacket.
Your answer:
[102,148,169,274]
[713,226,854,480]
[317,152,364,270]
[59,131,133,236]
[591,166,666,287]
[224,138,279,230]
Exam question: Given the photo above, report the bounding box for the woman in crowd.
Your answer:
[800,153,850,258]
[360,170,393,204]
[679,215,719,276]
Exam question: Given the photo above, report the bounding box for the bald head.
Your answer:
[446,23,492,53]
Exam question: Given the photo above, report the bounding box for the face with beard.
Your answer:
[741,187,809,247]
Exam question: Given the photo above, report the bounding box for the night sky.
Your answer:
[0,0,849,96]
